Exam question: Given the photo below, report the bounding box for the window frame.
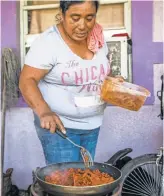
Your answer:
[20,0,131,67]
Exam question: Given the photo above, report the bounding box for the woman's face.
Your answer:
[61,1,97,42]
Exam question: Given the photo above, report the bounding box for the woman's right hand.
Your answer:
[39,112,66,134]
[19,65,66,134]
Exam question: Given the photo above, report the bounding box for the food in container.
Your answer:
[100,76,150,111]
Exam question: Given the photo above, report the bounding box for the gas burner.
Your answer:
[30,182,121,196]
[30,183,46,196]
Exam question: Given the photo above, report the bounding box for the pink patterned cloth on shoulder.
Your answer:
[87,23,104,54]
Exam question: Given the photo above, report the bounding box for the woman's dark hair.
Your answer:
[60,0,99,14]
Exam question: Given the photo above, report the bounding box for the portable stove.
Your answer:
[30,182,121,196]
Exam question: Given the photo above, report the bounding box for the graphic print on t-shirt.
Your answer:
[60,59,111,95]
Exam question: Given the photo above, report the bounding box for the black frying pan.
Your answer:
[35,132,132,196]
[36,162,122,196]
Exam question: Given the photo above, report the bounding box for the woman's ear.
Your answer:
[55,11,63,23]
[59,9,64,21]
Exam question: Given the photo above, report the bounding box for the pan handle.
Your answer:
[105,148,132,166]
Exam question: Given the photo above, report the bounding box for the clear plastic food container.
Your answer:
[100,77,151,111]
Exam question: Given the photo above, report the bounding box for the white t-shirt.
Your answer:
[25,25,110,129]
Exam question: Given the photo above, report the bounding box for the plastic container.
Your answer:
[100,77,151,111]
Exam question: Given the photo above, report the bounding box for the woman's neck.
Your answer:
[56,23,94,60]
[57,23,87,46]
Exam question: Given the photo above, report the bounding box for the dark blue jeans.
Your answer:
[34,114,100,165]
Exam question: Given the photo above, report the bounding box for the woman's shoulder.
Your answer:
[34,25,60,45]
[27,25,62,55]
[42,25,58,35]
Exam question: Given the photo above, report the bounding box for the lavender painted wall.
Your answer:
[1,0,163,189]
[132,1,163,104]
[1,1,20,58]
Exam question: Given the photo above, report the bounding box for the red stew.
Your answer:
[45,168,115,186]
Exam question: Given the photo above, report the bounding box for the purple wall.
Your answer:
[1,1,163,105]
[132,1,163,104]
[1,1,20,58]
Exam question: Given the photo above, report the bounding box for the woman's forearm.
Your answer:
[19,78,51,117]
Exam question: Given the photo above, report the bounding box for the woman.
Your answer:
[19,0,121,164]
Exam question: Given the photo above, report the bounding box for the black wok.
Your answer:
[35,132,133,195]
[35,148,132,196]
[36,162,122,196]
